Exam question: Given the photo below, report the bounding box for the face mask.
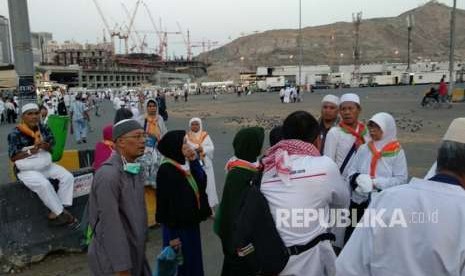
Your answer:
[122,156,141,175]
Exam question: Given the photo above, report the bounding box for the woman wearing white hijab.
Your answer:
[186,117,219,209]
[345,112,408,240]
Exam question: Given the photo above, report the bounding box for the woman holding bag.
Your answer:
[156,130,211,276]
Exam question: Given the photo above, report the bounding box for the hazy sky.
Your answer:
[0,0,462,56]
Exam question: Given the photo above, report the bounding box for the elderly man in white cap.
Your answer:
[319,94,340,154]
[324,93,369,175]
[323,93,370,250]
[7,103,78,228]
[336,117,465,276]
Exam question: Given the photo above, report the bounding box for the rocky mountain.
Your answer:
[197,1,465,81]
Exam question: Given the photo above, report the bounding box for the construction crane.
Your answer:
[177,22,192,61]
[121,0,142,55]
[92,0,119,51]
[191,39,219,63]
[161,29,182,61]
[142,1,164,58]
[191,39,219,53]
[121,2,144,53]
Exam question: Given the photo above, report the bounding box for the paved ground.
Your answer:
[1,84,463,275]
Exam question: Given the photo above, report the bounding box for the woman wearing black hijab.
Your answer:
[214,127,265,276]
[156,130,211,276]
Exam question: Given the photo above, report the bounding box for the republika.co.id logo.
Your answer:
[275,208,439,228]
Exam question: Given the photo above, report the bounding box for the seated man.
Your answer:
[8,103,78,228]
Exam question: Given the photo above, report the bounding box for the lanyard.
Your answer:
[161,158,200,209]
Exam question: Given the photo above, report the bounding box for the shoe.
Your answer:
[49,211,81,230]
[82,138,87,143]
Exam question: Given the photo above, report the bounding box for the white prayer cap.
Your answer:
[340,93,360,106]
[321,94,339,106]
[21,103,39,114]
[443,118,465,144]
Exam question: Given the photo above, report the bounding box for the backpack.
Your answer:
[232,169,289,275]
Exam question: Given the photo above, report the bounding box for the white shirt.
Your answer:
[324,125,371,179]
[336,177,465,276]
[261,155,350,276]
[347,144,408,204]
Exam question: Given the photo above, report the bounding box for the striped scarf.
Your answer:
[161,158,200,209]
[339,121,367,149]
[368,141,401,178]
[225,157,261,172]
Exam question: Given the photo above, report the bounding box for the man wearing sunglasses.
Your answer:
[8,103,78,228]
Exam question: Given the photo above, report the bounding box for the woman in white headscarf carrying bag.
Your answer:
[186,117,219,209]
[345,112,408,242]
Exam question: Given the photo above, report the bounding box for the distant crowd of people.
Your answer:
[279,85,302,103]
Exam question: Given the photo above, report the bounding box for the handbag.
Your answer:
[15,150,52,171]
[154,246,183,276]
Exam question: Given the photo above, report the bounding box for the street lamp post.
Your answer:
[298,0,303,87]
[448,0,457,97]
[406,14,414,72]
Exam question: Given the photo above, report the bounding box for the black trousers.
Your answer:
[344,200,369,244]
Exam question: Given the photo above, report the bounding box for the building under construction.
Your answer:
[39,40,207,88]
[34,0,213,89]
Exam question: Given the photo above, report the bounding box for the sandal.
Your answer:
[49,211,81,230]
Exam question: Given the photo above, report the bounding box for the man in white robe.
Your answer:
[323,93,370,249]
[336,117,465,276]
[261,111,350,276]
[284,87,291,103]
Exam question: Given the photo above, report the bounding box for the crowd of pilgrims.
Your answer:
[7,88,465,276]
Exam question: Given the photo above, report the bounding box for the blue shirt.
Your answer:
[8,124,55,159]
[71,101,86,120]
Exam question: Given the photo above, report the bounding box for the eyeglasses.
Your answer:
[122,133,148,140]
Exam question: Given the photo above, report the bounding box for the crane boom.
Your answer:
[176,22,192,60]
[127,0,141,37]
[92,0,113,38]
[121,2,143,51]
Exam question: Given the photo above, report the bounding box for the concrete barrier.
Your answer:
[0,168,93,273]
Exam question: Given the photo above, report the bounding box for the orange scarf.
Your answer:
[339,122,367,149]
[187,131,208,146]
[145,115,161,141]
[187,131,208,159]
[17,123,42,144]
[368,141,401,178]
